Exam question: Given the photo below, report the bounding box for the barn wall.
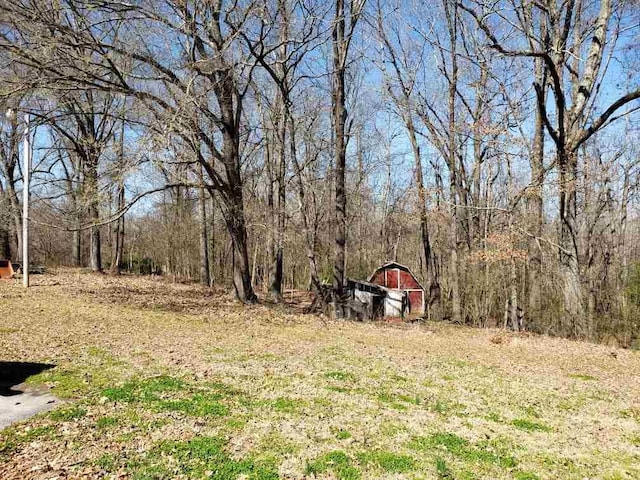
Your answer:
[407,290,424,314]
[386,268,400,288]
[369,264,426,317]
[371,271,385,286]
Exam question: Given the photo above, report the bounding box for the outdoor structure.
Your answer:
[368,262,425,316]
[344,262,425,320]
[0,260,15,280]
[346,279,387,319]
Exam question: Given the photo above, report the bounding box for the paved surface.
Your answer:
[0,385,59,429]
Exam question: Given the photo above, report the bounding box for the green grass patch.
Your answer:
[255,432,300,458]
[379,421,408,437]
[357,450,416,473]
[436,457,454,479]
[96,416,119,429]
[333,428,352,440]
[125,436,278,480]
[49,406,87,421]
[27,347,125,398]
[26,347,126,398]
[396,394,421,405]
[102,376,237,419]
[102,375,185,403]
[511,418,552,432]
[521,405,541,418]
[620,407,640,422]
[569,373,598,381]
[205,381,243,396]
[408,432,516,468]
[515,472,540,480]
[224,417,247,431]
[87,346,121,363]
[157,393,228,417]
[431,400,463,415]
[95,453,117,470]
[377,392,420,411]
[26,367,96,398]
[410,432,466,452]
[486,412,503,422]
[305,450,360,480]
[272,397,301,413]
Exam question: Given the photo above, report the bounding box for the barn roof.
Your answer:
[367,262,425,290]
[347,278,388,294]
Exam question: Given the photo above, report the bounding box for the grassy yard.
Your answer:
[1,270,639,479]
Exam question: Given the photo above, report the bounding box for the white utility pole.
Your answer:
[22,113,30,288]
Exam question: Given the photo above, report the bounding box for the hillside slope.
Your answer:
[1,271,639,479]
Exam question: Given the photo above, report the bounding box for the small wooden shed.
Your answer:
[368,262,425,315]
[346,278,406,319]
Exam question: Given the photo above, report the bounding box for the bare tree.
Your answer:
[372,1,441,316]
[0,1,276,301]
[331,0,367,314]
[0,99,23,261]
[462,0,640,319]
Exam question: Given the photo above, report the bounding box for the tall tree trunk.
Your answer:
[198,165,210,286]
[222,195,256,303]
[116,206,124,273]
[559,150,583,324]
[449,183,462,323]
[288,112,323,298]
[72,217,82,267]
[332,0,348,308]
[266,1,291,301]
[69,154,83,267]
[356,129,365,278]
[266,116,276,291]
[90,219,101,272]
[5,179,21,262]
[2,122,22,262]
[504,256,519,331]
[218,131,257,302]
[528,57,546,317]
[110,114,126,275]
[208,193,216,286]
[445,0,462,324]
[0,186,9,258]
[214,60,258,303]
[86,156,102,272]
[269,97,286,301]
[109,186,124,274]
[406,117,440,315]
[617,166,631,331]
[0,193,9,257]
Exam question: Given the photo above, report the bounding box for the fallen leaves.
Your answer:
[0,270,639,479]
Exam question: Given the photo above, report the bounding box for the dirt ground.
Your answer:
[0,270,639,479]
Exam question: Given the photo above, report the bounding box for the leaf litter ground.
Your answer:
[1,270,639,479]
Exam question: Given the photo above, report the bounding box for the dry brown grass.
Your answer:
[1,269,639,479]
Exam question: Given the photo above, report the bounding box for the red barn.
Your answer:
[368,262,425,316]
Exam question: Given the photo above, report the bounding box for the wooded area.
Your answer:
[0,0,639,344]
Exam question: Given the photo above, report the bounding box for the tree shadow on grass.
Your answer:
[0,362,55,396]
